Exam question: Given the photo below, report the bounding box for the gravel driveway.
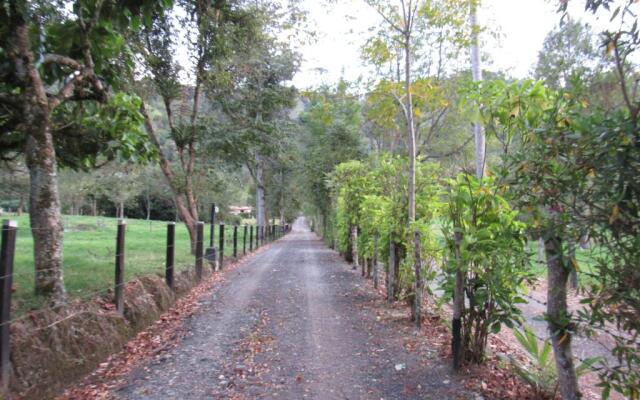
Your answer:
[112,218,473,400]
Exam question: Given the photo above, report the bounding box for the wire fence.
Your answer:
[0,217,291,390]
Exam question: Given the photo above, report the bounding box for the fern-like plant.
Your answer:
[505,325,602,399]
[506,325,558,399]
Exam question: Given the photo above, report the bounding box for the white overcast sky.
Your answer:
[290,0,615,89]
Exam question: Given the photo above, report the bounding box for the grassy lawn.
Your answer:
[4,215,257,315]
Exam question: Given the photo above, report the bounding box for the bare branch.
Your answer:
[612,36,638,119]
[422,135,474,160]
[43,54,82,70]
[48,71,86,109]
[367,1,405,34]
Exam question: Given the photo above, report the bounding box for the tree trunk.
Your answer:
[452,231,464,370]
[280,170,286,225]
[373,233,379,289]
[145,191,151,220]
[11,10,66,306]
[388,239,396,302]
[568,241,578,290]
[413,230,423,328]
[17,195,24,216]
[538,237,546,264]
[393,241,402,300]
[140,102,197,252]
[470,0,486,178]
[545,236,581,400]
[118,201,124,219]
[579,234,590,249]
[404,34,416,223]
[256,159,267,238]
[351,225,359,270]
[92,198,97,217]
[26,118,66,306]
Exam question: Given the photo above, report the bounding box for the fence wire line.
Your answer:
[0,225,286,332]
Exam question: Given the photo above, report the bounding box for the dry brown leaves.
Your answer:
[58,247,270,400]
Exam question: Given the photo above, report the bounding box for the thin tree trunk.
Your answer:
[373,233,379,289]
[452,231,464,370]
[280,170,286,225]
[92,198,97,217]
[404,34,416,223]
[568,241,578,290]
[393,241,402,301]
[351,225,359,271]
[470,0,485,178]
[140,101,197,251]
[413,230,423,327]
[388,239,396,302]
[118,201,124,219]
[17,195,24,216]
[145,190,151,220]
[538,237,546,264]
[256,158,267,238]
[579,234,590,249]
[545,235,581,400]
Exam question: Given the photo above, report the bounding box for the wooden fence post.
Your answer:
[166,222,175,290]
[233,225,238,258]
[219,224,225,270]
[195,221,204,281]
[243,225,247,255]
[209,203,216,247]
[115,219,126,315]
[0,220,17,391]
[249,226,253,252]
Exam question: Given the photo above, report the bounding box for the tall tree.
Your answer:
[211,8,299,230]
[298,81,365,240]
[365,0,419,223]
[136,1,237,250]
[534,17,599,90]
[0,0,159,306]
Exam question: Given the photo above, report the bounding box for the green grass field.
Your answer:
[5,215,258,315]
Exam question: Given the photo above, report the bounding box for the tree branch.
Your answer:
[368,2,405,34]
[421,135,473,160]
[612,36,638,119]
[43,54,82,70]
[49,72,86,109]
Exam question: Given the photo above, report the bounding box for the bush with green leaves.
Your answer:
[441,173,533,363]
[328,153,442,301]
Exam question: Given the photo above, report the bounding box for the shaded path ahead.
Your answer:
[113,218,471,400]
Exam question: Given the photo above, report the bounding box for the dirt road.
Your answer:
[112,218,472,400]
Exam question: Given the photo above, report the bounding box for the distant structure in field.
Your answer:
[229,206,253,216]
